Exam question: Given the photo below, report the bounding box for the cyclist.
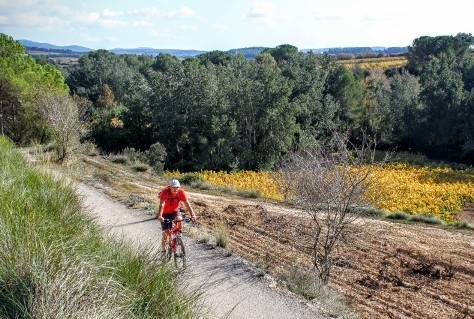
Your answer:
[157,179,196,253]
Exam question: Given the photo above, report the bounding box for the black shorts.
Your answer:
[160,211,182,230]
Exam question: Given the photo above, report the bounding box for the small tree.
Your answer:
[38,91,80,163]
[278,132,382,284]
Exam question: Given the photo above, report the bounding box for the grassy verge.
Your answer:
[0,137,201,319]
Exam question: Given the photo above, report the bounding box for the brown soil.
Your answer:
[456,203,474,224]
[66,155,474,319]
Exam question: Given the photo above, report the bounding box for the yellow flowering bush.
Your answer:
[165,170,284,201]
[366,164,474,223]
[166,164,474,223]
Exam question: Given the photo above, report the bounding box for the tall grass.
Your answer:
[0,137,201,319]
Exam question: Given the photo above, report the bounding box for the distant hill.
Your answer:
[109,47,207,58]
[227,47,269,59]
[18,39,408,59]
[19,39,92,53]
[303,46,408,55]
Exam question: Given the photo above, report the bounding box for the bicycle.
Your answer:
[162,217,188,270]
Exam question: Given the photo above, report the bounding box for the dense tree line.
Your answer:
[2,32,474,170]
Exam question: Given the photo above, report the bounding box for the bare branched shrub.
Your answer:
[38,91,80,163]
[278,132,384,284]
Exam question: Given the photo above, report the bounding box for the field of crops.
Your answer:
[167,163,474,224]
[338,56,407,70]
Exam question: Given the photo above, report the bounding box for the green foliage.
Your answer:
[385,211,411,220]
[56,35,474,169]
[452,220,474,229]
[188,179,213,190]
[197,50,232,66]
[177,173,204,185]
[391,152,428,165]
[407,33,474,75]
[0,33,69,146]
[347,205,385,217]
[144,142,167,175]
[132,163,150,172]
[408,213,444,225]
[262,44,299,63]
[152,53,180,72]
[238,189,261,198]
[110,154,128,165]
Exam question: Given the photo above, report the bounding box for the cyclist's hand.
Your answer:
[158,216,164,222]
[190,214,197,222]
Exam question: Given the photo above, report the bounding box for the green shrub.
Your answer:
[392,152,428,165]
[190,180,213,190]
[385,211,411,220]
[110,154,128,165]
[452,220,474,229]
[132,162,150,172]
[178,173,204,185]
[347,206,385,217]
[144,142,167,175]
[122,147,144,163]
[238,189,261,198]
[409,213,444,225]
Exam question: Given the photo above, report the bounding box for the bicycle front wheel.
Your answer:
[163,241,172,263]
[173,236,186,270]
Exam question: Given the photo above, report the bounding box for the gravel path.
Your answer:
[76,182,329,319]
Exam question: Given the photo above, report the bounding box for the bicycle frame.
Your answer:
[163,218,187,270]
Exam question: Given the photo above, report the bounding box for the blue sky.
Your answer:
[1,0,472,51]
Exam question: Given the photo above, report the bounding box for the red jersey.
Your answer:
[160,186,187,214]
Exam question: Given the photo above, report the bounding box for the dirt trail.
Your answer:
[76,182,329,319]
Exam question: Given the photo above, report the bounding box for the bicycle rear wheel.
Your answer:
[173,236,186,270]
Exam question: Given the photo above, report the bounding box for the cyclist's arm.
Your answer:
[157,200,165,221]
[182,200,196,220]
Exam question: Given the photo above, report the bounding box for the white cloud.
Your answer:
[180,24,197,31]
[150,28,171,38]
[73,11,127,28]
[131,20,154,27]
[127,7,162,18]
[101,9,124,19]
[245,2,278,25]
[164,6,197,18]
[74,12,101,26]
[212,23,228,31]
[80,33,101,43]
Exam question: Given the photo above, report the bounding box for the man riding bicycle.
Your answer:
[157,179,196,253]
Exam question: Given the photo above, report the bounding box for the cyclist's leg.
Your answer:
[172,210,183,231]
[161,231,169,252]
[160,216,173,252]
